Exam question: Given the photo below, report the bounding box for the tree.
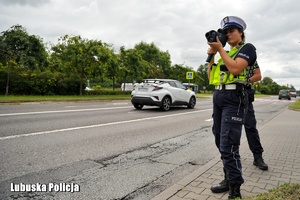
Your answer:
[0,24,48,95]
[169,64,187,81]
[196,64,212,91]
[50,35,113,95]
[118,46,144,88]
[290,85,296,91]
[261,76,273,85]
[133,42,171,78]
[105,53,119,90]
[259,76,282,95]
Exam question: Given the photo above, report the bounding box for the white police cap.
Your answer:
[220,16,247,31]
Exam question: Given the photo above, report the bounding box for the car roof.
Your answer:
[142,79,178,83]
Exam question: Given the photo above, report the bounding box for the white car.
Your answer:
[131,79,196,111]
[290,90,297,98]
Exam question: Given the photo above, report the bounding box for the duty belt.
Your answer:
[215,84,244,90]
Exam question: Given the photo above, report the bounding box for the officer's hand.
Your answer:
[208,36,223,52]
[207,47,216,55]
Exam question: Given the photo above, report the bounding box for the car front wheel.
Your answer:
[187,96,196,108]
[160,96,171,111]
[134,104,143,109]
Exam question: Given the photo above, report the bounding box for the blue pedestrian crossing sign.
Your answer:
[186,72,194,80]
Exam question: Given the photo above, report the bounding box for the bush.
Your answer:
[54,74,82,95]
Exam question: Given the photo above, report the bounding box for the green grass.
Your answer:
[196,93,213,98]
[289,99,300,110]
[243,183,300,200]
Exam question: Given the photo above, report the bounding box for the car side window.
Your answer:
[175,81,186,89]
[168,81,176,87]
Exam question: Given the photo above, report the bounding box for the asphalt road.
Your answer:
[0,96,295,199]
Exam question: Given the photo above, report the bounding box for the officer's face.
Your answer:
[225,28,243,46]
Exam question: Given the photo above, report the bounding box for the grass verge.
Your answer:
[243,183,300,200]
[289,98,300,110]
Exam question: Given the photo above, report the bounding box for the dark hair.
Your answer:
[238,28,245,42]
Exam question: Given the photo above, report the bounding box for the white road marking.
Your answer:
[113,103,129,105]
[0,109,212,141]
[0,106,133,117]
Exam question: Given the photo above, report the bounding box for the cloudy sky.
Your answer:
[1,0,300,89]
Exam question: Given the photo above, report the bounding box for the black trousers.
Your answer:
[244,89,264,158]
[212,89,248,184]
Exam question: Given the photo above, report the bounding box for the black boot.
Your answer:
[228,182,242,199]
[253,157,268,170]
[211,168,229,193]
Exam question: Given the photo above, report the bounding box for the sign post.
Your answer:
[186,72,194,90]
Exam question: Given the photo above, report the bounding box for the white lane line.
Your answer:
[205,118,213,122]
[113,103,129,105]
[0,106,133,117]
[0,109,212,141]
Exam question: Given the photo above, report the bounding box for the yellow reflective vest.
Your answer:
[209,44,249,86]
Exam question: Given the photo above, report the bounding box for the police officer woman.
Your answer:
[245,65,268,171]
[207,16,257,199]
